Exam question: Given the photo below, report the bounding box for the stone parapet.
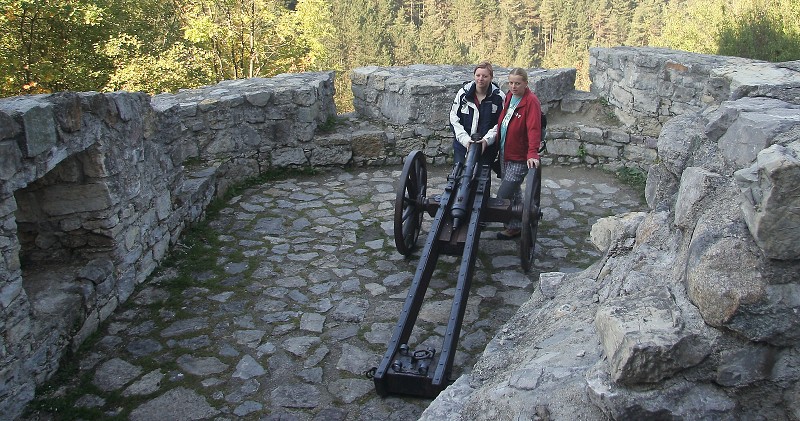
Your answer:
[589,46,800,136]
[0,72,337,419]
[350,64,576,165]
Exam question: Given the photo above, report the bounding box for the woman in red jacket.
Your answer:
[496,68,543,239]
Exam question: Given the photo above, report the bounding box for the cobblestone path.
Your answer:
[21,164,644,421]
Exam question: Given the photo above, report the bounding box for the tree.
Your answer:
[589,0,617,47]
[655,0,729,54]
[179,0,306,81]
[103,36,216,93]
[627,0,667,46]
[0,0,114,96]
[717,0,800,61]
[290,0,336,71]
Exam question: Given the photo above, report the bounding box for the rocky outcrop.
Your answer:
[422,49,800,420]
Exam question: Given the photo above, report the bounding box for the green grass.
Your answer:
[316,115,340,134]
[615,166,647,189]
[577,143,587,159]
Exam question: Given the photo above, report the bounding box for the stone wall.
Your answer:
[590,46,800,136]
[0,72,336,418]
[349,65,584,165]
[348,64,664,171]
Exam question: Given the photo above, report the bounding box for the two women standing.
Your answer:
[449,64,544,240]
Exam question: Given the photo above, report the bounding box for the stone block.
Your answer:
[310,145,352,166]
[0,110,21,141]
[351,131,387,159]
[245,90,272,107]
[578,126,604,143]
[623,145,657,164]
[674,167,725,229]
[51,93,82,133]
[538,272,566,299]
[78,259,115,284]
[0,140,22,181]
[3,99,58,157]
[718,98,800,173]
[585,144,619,159]
[684,212,792,344]
[595,287,711,384]
[589,212,646,252]
[154,192,172,221]
[587,371,736,421]
[293,87,317,107]
[152,235,170,262]
[41,183,113,216]
[204,132,236,156]
[716,345,776,387]
[73,311,100,349]
[270,147,308,168]
[631,87,660,114]
[559,90,597,114]
[395,138,425,157]
[110,92,144,122]
[735,142,800,259]
[606,129,630,145]
[547,139,581,157]
[0,277,22,309]
[610,85,633,110]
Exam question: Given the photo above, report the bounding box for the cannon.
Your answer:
[372,144,543,398]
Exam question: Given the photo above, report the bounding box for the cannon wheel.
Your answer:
[394,150,428,255]
[519,166,542,272]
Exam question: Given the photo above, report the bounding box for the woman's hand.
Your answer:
[527,158,539,168]
[468,139,488,153]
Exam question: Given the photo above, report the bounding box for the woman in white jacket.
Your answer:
[449,61,505,167]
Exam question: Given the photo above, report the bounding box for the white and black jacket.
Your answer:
[449,80,505,159]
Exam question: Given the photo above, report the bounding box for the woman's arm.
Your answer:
[482,90,505,146]
[525,94,542,163]
[449,89,472,148]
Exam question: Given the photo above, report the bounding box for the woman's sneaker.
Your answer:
[496,228,521,240]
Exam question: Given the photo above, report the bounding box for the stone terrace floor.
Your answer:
[21,163,644,421]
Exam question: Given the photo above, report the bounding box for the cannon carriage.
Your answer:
[372,145,543,398]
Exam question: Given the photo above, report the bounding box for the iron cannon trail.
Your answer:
[371,145,543,398]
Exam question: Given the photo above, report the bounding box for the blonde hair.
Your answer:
[509,67,529,83]
[474,61,494,78]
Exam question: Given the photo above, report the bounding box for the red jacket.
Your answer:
[496,87,542,162]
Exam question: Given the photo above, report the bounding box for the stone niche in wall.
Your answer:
[13,146,119,375]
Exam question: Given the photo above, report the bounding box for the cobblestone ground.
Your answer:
[21,164,644,421]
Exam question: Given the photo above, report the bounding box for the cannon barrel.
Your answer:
[376,145,543,398]
[450,139,481,229]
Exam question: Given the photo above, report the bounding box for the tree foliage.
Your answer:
[1,0,113,94]
[1,0,799,106]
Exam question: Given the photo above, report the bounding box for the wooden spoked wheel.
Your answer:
[394,150,428,255]
[519,166,542,272]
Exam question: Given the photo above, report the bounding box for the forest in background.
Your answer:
[1,0,799,112]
